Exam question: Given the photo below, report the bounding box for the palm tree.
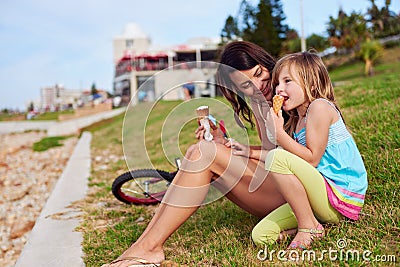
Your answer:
[358,39,383,76]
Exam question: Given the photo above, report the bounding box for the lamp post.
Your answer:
[300,0,306,51]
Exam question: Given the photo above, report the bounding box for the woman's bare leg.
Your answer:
[105,141,286,266]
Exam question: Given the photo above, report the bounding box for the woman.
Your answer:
[103,41,291,267]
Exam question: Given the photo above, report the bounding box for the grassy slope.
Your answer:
[80,47,400,266]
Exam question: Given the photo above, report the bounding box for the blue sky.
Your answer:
[1,0,399,111]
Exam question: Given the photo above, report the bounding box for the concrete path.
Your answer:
[0,120,56,135]
[15,132,92,267]
[0,107,125,136]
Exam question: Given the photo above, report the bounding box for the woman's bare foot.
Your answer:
[101,242,165,267]
[101,257,160,267]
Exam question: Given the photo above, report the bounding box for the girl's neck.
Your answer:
[296,102,309,118]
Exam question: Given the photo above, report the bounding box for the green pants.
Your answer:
[252,149,343,245]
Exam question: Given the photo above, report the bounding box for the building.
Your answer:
[40,84,83,111]
[112,23,220,107]
[113,23,151,65]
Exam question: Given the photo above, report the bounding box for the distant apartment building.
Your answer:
[112,23,220,106]
[40,84,82,110]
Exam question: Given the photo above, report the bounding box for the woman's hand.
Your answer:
[195,121,227,144]
[225,139,251,157]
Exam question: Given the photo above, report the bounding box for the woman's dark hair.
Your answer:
[216,41,276,127]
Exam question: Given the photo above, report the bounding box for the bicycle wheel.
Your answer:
[112,169,175,205]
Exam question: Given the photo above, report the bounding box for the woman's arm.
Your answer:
[273,101,337,167]
[225,142,269,162]
[249,146,269,162]
[251,101,276,150]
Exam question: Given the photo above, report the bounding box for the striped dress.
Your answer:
[293,99,368,220]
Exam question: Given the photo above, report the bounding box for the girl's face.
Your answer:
[229,65,272,100]
[275,65,306,112]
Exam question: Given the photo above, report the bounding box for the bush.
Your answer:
[33,136,68,152]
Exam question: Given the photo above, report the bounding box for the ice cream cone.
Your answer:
[196,106,213,141]
[273,95,284,114]
[196,105,209,118]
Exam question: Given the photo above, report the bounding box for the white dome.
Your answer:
[122,23,148,39]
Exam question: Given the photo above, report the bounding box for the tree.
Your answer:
[249,0,288,56]
[237,0,257,41]
[367,0,400,38]
[327,9,368,53]
[307,34,330,52]
[221,16,237,42]
[91,83,98,95]
[220,0,288,57]
[358,39,383,76]
[282,32,330,54]
[280,29,300,54]
[220,15,241,44]
[28,102,34,112]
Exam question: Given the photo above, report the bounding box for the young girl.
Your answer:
[252,51,368,250]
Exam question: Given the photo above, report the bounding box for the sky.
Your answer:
[1,0,399,111]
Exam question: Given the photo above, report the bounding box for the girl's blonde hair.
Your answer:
[271,51,344,136]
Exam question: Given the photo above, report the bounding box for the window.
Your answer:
[126,39,134,48]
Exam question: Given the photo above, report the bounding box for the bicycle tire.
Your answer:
[112,169,175,205]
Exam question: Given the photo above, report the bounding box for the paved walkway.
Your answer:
[15,132,92,267]
[0,107,125,136]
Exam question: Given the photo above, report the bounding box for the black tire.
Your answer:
[112,169,175,205]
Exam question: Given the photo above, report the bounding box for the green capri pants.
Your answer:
[252,148,343,245]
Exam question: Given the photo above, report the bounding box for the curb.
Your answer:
[15,131,92,267]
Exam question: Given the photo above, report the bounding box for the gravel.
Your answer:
[0,132,78,267]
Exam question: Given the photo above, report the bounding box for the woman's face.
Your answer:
[229,65,272,100]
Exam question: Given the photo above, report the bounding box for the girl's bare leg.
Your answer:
[105,141,286,266]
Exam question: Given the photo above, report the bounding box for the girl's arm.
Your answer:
[274,101,337,167]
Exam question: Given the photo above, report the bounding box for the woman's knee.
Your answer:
[180,141,221,172]
[185,143,200,159]
[185,141,218,161]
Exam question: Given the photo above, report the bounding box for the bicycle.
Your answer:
[112,119,228,205]
[111,158,180,205]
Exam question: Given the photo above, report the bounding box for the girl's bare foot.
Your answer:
[277,228,297,242]
[287,223,324,250]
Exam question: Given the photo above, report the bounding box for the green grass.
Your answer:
[0,110,75,121]
[79,46,400,266]
[0,112,24,121]
[32,110,75,120]
[32,136,71,152]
